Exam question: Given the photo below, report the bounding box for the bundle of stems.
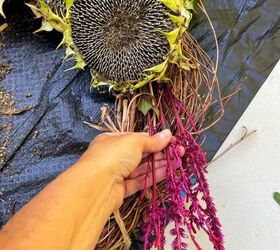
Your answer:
[88,7,239,247]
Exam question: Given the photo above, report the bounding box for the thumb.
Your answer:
[139,129,172,153]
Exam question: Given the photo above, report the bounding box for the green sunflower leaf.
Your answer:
[274,192,280,206]
[138,95,153,116]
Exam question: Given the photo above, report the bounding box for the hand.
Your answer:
[0,130,185,250]
[79,130,185,208]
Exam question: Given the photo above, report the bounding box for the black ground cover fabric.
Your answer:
[0,1,279,248]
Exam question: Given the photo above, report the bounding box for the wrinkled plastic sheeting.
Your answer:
[193,0,280,157]
[0,7,115,224]
[0,0,279,247]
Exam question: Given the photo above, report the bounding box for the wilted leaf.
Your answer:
[162,28,180,50]
[35,18,54,33]
[180,61,190,71]
[167,13,185,26]
[181,9,192,28]
[25,3,42,18]
[40,1,66,33]
[66,55,86,71]
[145,59,168,73]
[63,46,75,61]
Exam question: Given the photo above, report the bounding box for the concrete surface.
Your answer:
[164,60,280,249]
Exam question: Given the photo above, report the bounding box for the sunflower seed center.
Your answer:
[102,8,143,51]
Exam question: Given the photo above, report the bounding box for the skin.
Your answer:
[0,129,184,250]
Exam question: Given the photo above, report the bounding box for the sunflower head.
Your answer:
[28,0,196,92]
[45,0,66,17]
[71,0,173,87]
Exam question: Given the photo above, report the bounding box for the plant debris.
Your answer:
[0,63,12,81]
[0,23,8,32]
[0,140,8,169]
[32,149,43,158]
[32,130,39,139]
[210,126,257,165]
[0,86,35,115]
[0,123,12,133]
[0,105,34,115]
[0,85,15,112]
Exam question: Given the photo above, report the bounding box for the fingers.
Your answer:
[138,129,172,153]
[95,130,172,155]
[176,146,185,157]
[132,146,185,178]
[124,166,167,197]
[142,151,166,163]
[129,159,167,178]
[124,142,186,197]
[141,146,185,165]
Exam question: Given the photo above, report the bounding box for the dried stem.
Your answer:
[210,127,257,165]
[113,210,131,249]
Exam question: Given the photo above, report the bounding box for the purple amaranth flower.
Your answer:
[141,86,224,250]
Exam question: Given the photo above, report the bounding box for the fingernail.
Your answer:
[158,129,172,140]
[177,146,185,157]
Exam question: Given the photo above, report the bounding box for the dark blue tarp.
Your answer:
[0,1,279,248]
[0,5,114,223]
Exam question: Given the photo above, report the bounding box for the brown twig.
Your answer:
[113,210,131,250]
[209,127,257,165]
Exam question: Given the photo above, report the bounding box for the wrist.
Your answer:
[73,158,125,210]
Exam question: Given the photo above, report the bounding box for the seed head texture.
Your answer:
[71,0,172,83]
